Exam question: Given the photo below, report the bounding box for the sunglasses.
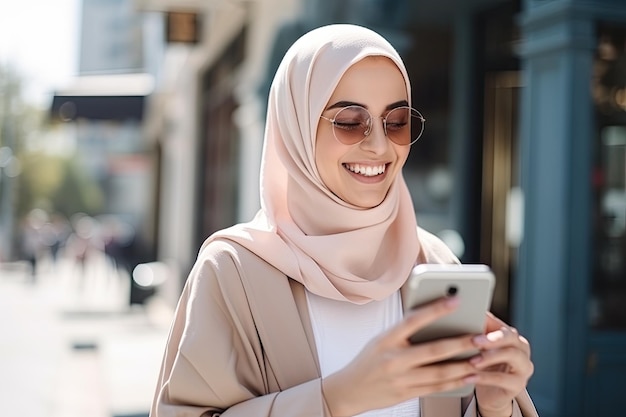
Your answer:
[320,105,425,146]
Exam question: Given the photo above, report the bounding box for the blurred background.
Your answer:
[0,0,625,416]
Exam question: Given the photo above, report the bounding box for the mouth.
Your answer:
[343,163,388,177]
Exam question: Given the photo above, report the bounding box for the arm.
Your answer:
[150,249,330,417]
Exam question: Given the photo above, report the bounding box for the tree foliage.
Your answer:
[1,63,104,223]
[15,151,104,219]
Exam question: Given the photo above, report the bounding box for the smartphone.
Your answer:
[402,263,495,396]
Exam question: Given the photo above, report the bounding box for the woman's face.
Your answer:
[315,57,411,209]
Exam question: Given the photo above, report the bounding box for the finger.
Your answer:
[403,360,478,386]
[408,374,479,398]
[473,326,531,356]
[483,311,509,333]
[470,346,534,377]
[386,296,460,345]
[404,334,478,367]
[475,370,528,394]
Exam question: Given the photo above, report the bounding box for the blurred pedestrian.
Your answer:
[102,215,136,277]
[65,213,103,287]
[48,212,71,267]
[19,209,46,282]
[36,212,70,273]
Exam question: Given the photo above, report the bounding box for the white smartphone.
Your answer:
[402,263,495,397]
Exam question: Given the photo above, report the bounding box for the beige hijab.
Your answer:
[202,24,420,304]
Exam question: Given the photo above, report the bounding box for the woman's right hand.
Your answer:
[321,296,479,416]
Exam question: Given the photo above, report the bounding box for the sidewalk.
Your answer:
[0,254,173,417]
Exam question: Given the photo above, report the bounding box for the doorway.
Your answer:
[481,71,521,321]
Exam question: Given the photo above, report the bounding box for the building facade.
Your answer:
[50,0,161,302]
[135,0,626,415]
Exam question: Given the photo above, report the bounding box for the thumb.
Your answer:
[484,311,508,333]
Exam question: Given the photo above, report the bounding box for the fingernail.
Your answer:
[473,335,488,345]
[464,375,479,383]
[487,330,504,342]
[470,355,483,365]
[445,296,460,308]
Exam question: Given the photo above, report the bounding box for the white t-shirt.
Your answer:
[306,290,420,417]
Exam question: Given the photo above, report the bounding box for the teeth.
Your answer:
[345,163,386,177]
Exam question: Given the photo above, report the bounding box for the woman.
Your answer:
[150,24,537,417]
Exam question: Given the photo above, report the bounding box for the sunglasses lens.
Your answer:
[331,106,371,145]
[385,107,424,146]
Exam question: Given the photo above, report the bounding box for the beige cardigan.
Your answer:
[150,232,538,417]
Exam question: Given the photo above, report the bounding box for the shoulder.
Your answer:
[192,239,261,284]
[181,239,285,335]
[179,240,249,312]
[193,238,288,295]
[416,227,460,264]
[197,238,247,269]
[197,238,283,273]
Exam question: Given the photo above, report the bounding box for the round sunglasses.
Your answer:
[320,105,425,146]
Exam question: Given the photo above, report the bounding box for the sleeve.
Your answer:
[149,249,330,417]
[416,227,461,265]
[461,391,539,417]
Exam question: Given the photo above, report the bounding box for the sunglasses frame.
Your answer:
[320,105,425,146]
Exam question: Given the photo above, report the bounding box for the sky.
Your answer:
[0,0,80,108]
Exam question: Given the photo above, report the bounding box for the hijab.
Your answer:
[201,24,420,304]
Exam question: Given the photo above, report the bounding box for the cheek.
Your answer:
[315,128,343,178]
[394,144,410,168]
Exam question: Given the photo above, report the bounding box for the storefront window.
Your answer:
[402,28,454,240]
[591,23,626,329]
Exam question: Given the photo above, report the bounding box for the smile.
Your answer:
[343,163,386,177]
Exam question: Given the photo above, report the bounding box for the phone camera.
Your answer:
[446,285,458,296]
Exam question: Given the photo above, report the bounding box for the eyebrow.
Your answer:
[325,100,409,111]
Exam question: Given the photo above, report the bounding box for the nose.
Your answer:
[360,117,388,153]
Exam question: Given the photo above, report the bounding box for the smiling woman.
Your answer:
[315,57,411,209]
[150,24,537,417]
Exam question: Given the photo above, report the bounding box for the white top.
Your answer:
[306,289,420,417]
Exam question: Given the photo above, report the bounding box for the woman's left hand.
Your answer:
[471,312,534,417]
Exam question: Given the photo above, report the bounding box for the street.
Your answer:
[0,253,172,417]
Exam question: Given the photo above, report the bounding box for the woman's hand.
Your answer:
[322,297,479,417]
[472,313,534,417]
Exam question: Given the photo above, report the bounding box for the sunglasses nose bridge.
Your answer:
[362,113,374,137]
[360,116,390,149]
[365,115,387,138]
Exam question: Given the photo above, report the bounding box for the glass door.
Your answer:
[585,21,626,415]
[591,126,626,329]
[591,23,626,330]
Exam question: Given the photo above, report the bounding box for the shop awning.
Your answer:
[50,73,153,122]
